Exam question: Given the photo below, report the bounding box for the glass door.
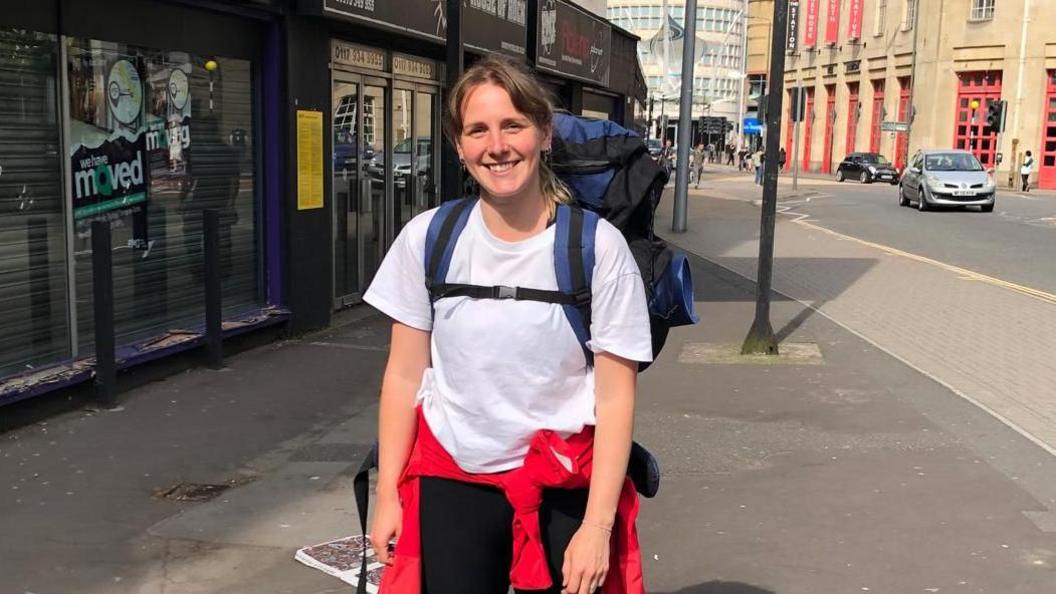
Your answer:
[332,74,388,306]
[391,85,439,236]
[414,90,439,222]
[392,85,414,233]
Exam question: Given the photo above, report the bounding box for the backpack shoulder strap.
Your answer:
[424,197,477,291]
[553,204,599,365]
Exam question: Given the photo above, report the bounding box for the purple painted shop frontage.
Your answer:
[0,0,643,407]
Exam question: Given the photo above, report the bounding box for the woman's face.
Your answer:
[457,82,550,202]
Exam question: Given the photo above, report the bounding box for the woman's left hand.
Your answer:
[561,523,611,594]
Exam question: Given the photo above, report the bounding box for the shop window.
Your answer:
[0,29,68,376]
[66,38,260,355]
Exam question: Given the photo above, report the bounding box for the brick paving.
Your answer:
[658,185,1056,456]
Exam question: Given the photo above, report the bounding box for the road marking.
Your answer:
[782,215,1056,306]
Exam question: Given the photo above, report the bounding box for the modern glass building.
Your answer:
[607,0,749,148]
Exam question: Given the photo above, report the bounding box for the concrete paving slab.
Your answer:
[148,463,357,549]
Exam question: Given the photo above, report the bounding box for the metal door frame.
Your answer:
[330,71,390,308]
[391,79,441,235]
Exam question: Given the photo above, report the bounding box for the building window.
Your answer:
[874,0,887,36]
[0,28,67,376]
[67,38,261,354]
[902,0,917,30]
[970,0,995,21]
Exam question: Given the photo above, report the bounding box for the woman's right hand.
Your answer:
[369,489,402,566]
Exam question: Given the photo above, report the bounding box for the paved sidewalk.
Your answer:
[657,189,1056,464]
[3,223,1056,592]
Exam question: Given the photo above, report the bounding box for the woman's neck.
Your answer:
[478,189,549,242]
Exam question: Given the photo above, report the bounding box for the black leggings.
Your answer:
[419,476,589,594]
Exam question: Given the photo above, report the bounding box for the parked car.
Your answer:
[898,149,995,213]
[367,137,432,188]
[835,152,900,184]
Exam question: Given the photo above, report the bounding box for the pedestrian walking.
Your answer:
[692,143,706,188]
[364,56,653,594]
[659,139,674,178]
[725,145,735,167]
[1021,150,1034,192]
[778,147,787,169]
[754,149,765,185]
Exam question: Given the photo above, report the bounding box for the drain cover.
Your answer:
[159,482,231,502]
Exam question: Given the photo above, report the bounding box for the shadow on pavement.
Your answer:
[683,247,876,349]
[655,581,777,594]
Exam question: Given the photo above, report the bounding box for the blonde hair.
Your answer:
[443,56,574,219]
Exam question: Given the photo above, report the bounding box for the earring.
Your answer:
[543,148,552,165]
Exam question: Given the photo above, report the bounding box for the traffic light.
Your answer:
[789,87,808,122]
[759,93,769,123]
[986,100,1007,133]
[789,87,803,122]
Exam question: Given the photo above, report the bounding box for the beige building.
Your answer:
[757,0,1056,189]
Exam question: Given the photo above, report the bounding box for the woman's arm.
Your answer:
[370,321,431,564]
[562,350,638,594]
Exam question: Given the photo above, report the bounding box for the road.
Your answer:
[777,176,1056,296]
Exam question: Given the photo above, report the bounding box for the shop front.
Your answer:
[289,0,530,316]
[0,0,280,401]
[329,42,443,306]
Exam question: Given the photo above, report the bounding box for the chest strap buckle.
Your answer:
[494,285,519,300]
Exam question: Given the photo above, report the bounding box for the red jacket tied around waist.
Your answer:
[379,410,645,593]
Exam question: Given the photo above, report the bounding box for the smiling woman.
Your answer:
[442,56,574,229]
[362,56,652,594]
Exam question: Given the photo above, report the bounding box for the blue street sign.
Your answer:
[743,117,764,135]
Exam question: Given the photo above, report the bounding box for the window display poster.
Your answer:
[68,53,150,222]
[68,43,197,248]
[297,110,325,210]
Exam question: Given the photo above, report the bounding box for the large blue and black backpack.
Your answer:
[426,112,698,369]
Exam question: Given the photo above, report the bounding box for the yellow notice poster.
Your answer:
[297,110,324,210]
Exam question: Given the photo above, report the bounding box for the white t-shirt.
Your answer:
[363,201,653,473]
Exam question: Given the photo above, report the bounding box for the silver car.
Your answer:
[898,149,996,212]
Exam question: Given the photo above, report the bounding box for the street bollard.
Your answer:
[203,209,223,369]
[91,220,117,405]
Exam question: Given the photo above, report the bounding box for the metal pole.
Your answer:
[91,220,117,405]
[903,0,922,169]
[792,116,800,191]
[736,0,749,151]
[203,209,223,369]
[440,0,464,202]
[741,0,790,355]
[672,0,698,233]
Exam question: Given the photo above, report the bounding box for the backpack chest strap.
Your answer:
[429,282,591,306]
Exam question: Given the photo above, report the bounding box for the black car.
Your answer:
[835,152,900,184]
